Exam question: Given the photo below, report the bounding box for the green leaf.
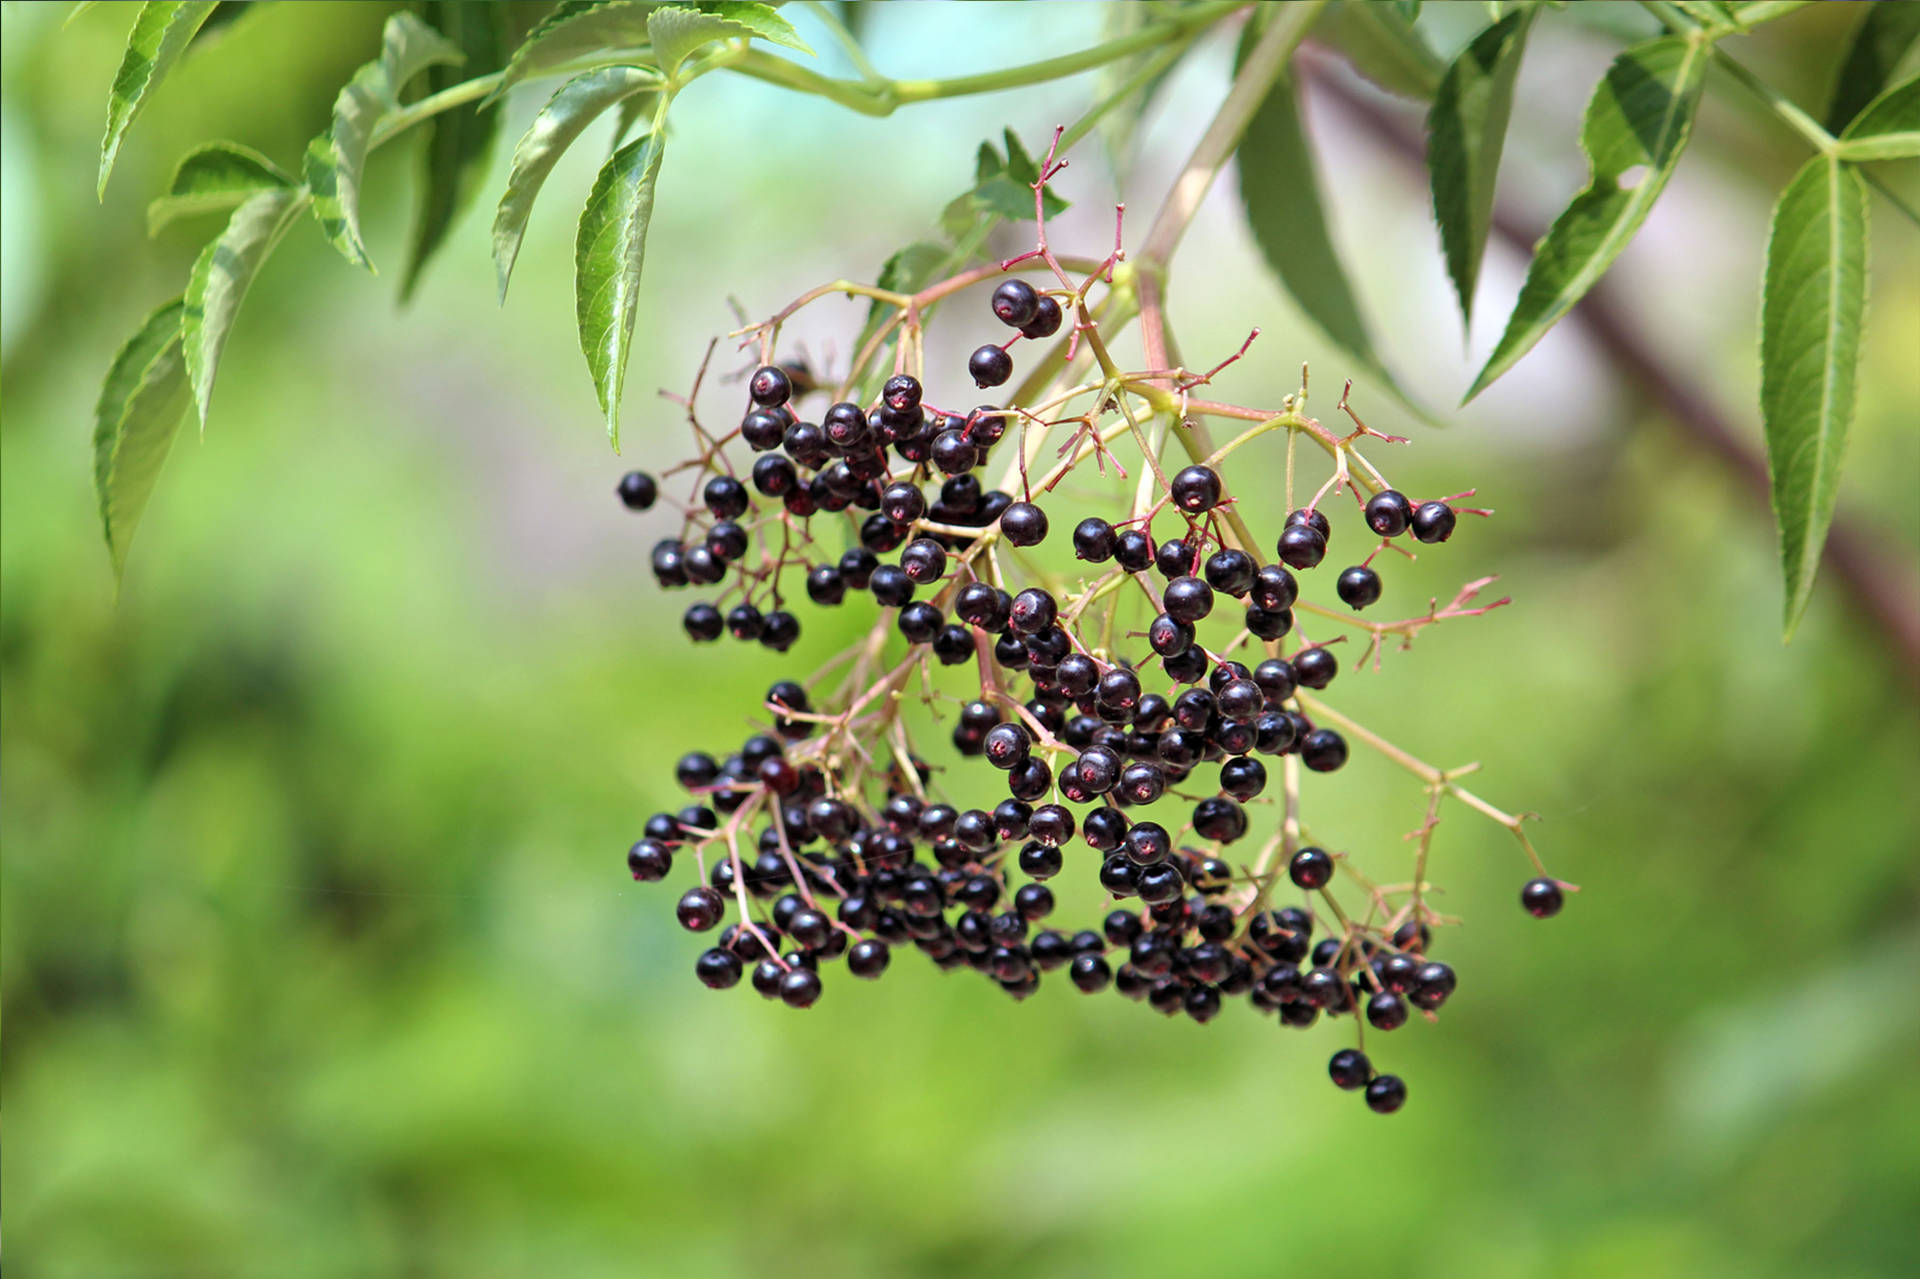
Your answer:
[1760,154,1868,640]
[493,66,660,301]
[1834,72,1920,162]
[1092,1,1181,181]
[1237,62,1398,399]
[401,1,512,300]
[1466,33,1710,401]
[1825,0,1920,135]
[647,2,811,74]
[93,299,191,579]
[1670,1,1742,32]
[944,129,1069,230]
[855,239,949,356]
[182,186,307,429]
[1427,7,1535,329]
[1313,1,1444,101]
[1730,1,1814,26]
[575,131,667,448]
[97,1,219,197]
[303,11,466,272]
[145,140,292,235]
[493,1,654,101]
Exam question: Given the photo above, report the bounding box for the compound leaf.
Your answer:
[303,11,465,272]
[146,139,291,235]
[494,65,661,301]
[1238,61,1403,401]
[494,1,654,100]
[647,2,811,75]
[182,186,307,429]
[93,299,191,579]
[1825,1,1920,135]
[1467,33,1710,401]
[1427,7,1535,329]
[1834,72,1920,162]
[401,0,512,300]
[1313,1,1444,101]
[576,131,666,448]
[1761,154,1868,640]
[98,0,219,197]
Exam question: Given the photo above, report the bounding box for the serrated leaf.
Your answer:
[1834,72,1920,161]
[493,1,654,101]
[1427,7,1534,329]
[1466,33,1709,401]
[97,1,219,197]
[1313,1,1444,101]
[493,66,660,301]
[181,186,307,429]
[945,129,1069,228]
[401,1,511,300]
[1237,61,1399,399]
[855,239,949,356]
[647,2,811,74]
[1825,0,1920,135]
[93,299,191,578]
[145,140,292,235]
[304,12,465,272]
[576,131,666,448]
[1760,154,1867,640]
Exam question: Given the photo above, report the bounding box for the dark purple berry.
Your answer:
[969,344,1012,388]
[991,278,1040,327]
[1521,878,1565,918]
[1336,565,1382,609]
[1020,294,1063,339]
[1411,501,1457,543]
[617,470,657,510]
[1170,465,1222,513]
[1365,489,1413,537]
[748,365,792,407]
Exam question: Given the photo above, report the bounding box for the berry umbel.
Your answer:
[614,131,1563,1115]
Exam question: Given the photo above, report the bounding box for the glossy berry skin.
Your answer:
[1365,1074,1408,1114]
[983,722,1032,770]
[703,475,749,520]
[1293,646,1339,690]
[1289,846,1334,890]
[1411,501,1458,543]
[1114,529,1155,573]
[847,939,891,979]
[991,278,1040,327]
[1163,576,1214,624]
[1365,489,1413,537]
[1001,501,1049,546]
[1328,1048,1372,1091]
[1170,465,1222,514]
[1366,991,1410,1031]
[752,454,797,495]
[1276,523,1327,570]
[1300,728,1349,773]
[778,966,823,1008]
[1148,614,1193,658]
[1069,953,1112,992]
[1204,549,1256,597]
[1251,564,1298,612]
[748,365,792,407]
[1522,877,1565,918]
[1336,565,1382,610]
[617,470,657,510]
[627,839,672,882]
[1020,294,1064,339]
[1073,517,1116,561]
[1411,961,1456,1010]
[696,947,743,989]
[969,344,1013,388]
[677,886,725,932]
[683,603,723,642]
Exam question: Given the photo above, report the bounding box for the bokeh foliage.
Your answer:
[5,3,1919,1275]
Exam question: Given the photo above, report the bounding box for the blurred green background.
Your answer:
[5,3,1918,1275]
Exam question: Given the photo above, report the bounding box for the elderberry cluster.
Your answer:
[615,218,1566,1116]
